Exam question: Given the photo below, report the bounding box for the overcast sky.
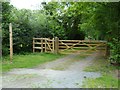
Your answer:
[10,0,51,10]
[10,0,119,10]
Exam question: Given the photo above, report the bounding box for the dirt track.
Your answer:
[2,50,104,88]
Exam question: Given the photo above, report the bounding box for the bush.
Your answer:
[2,46,9,56]
[109,38,120,64]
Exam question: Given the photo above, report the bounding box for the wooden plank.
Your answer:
[59,40,82,42]
[59,40,107,43]
[33,47,45,49]
[77,44,105,46]
[59,41,70,48]
[52,38,55,53]
[41,39,43,52]
[33,39,35,52]
[59,46,67,48]
[34,42,41,44]
[59,43,78,45]
[73,47,90,50]
[34,42,51,45]
[33,38,50,40]
[45,39,47,52]
[9,23,13,62]
[46,40,53,51]
[33,47,42,49]
[46,39,54,42]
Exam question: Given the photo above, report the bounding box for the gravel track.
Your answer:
[2,50,104,88]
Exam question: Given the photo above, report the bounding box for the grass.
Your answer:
[82,56,119,88]
[82,75,118,88]
[2,52,64,72]
[0,60,2,75]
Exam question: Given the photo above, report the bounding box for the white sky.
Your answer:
[10,0,118,10]
[10,0,51,10]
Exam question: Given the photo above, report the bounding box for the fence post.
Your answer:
[45,39,47,52]
[41,38,43,53]
[55,37,59,54]
[33,38,35,52]
[52,38,55,53]
[9,23,13,62]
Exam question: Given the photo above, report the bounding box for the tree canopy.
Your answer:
[2,1,120,63]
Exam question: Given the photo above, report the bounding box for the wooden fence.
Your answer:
[33,37,59,54]
[33,37,107,54]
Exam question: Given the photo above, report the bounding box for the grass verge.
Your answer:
[2,53,64,72]
[82,57,119,88]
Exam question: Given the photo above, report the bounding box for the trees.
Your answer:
[2,2,13,55]
[42,2,120,63]
[42,2,86,40]
[88,2,120,63]
[2,1,119,64]
[2,2,61,55]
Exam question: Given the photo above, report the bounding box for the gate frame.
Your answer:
[33,37,108,56]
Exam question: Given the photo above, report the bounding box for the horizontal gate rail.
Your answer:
[33,37,107,55]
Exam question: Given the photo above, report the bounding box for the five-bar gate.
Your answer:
[33,37,107,54]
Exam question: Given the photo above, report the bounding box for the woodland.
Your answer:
[2,2,120,64]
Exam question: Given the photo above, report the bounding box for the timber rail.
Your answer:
[33,37,107,55]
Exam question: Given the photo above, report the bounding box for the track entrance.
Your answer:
[33,37,107,55]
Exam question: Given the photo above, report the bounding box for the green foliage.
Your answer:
[109,38,120,64]
[43,2,86,40]
[2,2,13,55]
[2,2,120,64]
[2,3,53,55]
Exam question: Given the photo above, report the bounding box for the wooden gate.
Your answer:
[33,37,107,54]
[59,40,107,51]
[33,37,59,53]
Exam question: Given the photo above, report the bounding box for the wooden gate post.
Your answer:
[9,23,13,62]
[33,38,35,53]
[54,37,59,54]
[52,38,55,53]
[41,38,43,53]
[45,39,47,52]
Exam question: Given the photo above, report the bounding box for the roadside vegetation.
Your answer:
[2,2,120,65]
[82,56,119,88]
[1,1,119,88]
[2,53,64,72]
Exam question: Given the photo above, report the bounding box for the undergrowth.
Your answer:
[82,56,119,88]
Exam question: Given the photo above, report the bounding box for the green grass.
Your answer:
[84,57,117,74]
[82,57,119,88]
[0,60,2,75]
[2,53,64,72]
[82,75,118,88]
